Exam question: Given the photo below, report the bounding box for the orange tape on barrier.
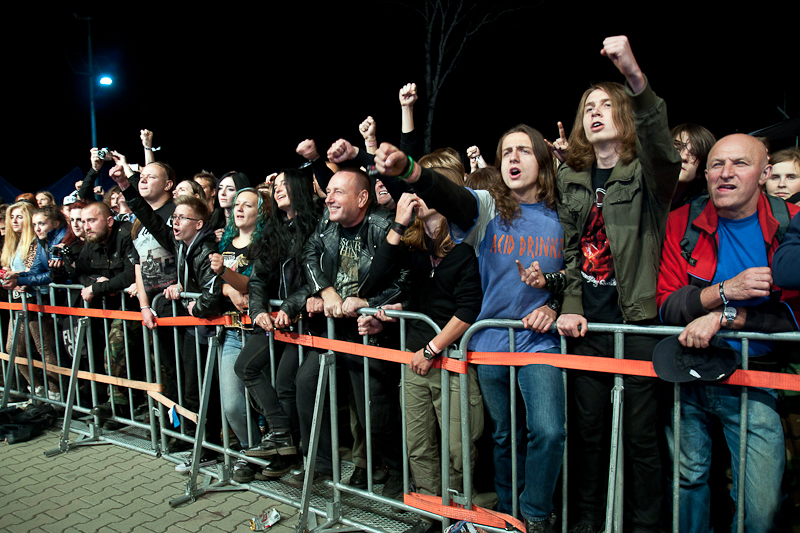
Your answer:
[469,351,800,392]
[0,301,143,321]
[404,492,524,532]
[0,351,163,392]
[4,298,799,389]
[271,331,469,374]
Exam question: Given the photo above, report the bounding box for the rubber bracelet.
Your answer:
[398,156,415,180]
[428,339,441,355]
[408,161,421,182]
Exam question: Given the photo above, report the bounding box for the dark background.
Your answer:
[2,3,799,194]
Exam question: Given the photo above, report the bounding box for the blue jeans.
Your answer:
[667,384,784,533]
[220,329,259,448]
[477,348,566,522]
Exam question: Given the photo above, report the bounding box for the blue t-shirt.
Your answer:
[451,189,564,354]
[712,213,771,356]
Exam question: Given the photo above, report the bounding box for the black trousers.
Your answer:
[234,332,299,437]
[568,330,664,531]
[295,349,402,476]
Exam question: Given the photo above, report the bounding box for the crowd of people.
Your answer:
[3,35,800,533]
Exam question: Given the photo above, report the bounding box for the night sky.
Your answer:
[3,3,799,193]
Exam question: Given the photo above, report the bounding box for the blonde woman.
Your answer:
[1,201,60,400]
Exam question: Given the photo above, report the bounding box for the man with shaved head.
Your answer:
[657,134,800,532]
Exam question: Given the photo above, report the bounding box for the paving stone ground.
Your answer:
[0,426,300,533]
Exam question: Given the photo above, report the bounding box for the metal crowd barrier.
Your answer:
[3,286,800,533]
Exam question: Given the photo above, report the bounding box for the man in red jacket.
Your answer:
[657,133,800,532]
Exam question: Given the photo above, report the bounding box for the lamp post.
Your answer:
[74,14,113,148]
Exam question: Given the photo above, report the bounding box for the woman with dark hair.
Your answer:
[233,169,321,482]
[35,191,56,208]
[670,123,715,209]
[209,171,250,241]
[172,179,206,200]
[209,188,270,462]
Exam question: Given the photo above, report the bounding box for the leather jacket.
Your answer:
[303,204,409,308]
[249,253,311,322]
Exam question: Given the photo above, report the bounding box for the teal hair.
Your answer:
[218,188,268,277]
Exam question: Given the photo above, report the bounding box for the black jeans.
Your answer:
[568,330,664,531]
[234,333,299,436]
[294,350,402,476]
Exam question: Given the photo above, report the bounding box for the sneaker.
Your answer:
[381,470,403,500]
[133,404,150,422]
[567,521,599,533]
[284,467,332,488]
[245,431,296,458]
[232,458,256,483]
[167,436,194,453]
[348,466,368,489]
[175,453,218,474]
[254,454,302,480]
[373,464,390,484]
[47,391,61,402]
[102,420,125,431]
[90,401,114,420]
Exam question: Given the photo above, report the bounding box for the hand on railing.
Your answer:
[557,313,588,338]
[523,305,557,333]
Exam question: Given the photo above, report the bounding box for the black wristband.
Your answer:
[391,222,408,236]
[545,297,561,313]
[544,271,566,295]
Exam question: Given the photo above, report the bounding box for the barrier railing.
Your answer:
[3,288,800,533]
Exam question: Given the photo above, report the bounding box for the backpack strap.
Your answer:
[765,193,791,244]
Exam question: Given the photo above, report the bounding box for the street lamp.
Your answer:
[73,14,114,148]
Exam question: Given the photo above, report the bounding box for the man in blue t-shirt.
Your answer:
[657,133,800,533]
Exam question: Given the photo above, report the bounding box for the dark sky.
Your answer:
[3,3,799,193]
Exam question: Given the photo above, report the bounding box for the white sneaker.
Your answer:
[48,391,62,402]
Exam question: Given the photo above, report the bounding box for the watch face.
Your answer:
[423,348,435,360]
[723,306,737,327]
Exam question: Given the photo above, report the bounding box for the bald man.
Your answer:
[656,134,800,532]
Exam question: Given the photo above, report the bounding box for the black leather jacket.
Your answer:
[303,204,409,308]
[249,253,311,322]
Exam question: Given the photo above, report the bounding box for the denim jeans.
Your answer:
[219,329,259,448]
[477,347,566,522]
[667,383,783,533]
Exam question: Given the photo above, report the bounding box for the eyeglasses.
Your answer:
[173,214,200,224]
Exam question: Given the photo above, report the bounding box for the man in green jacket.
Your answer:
[555,36,681,533]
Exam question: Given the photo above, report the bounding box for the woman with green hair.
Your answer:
[209,187,270,459]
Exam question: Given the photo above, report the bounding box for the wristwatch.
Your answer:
[423,345,437,360]
[719,280,736,329]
